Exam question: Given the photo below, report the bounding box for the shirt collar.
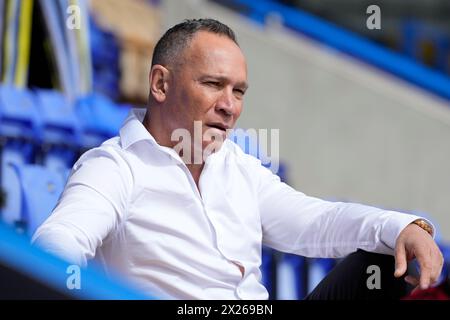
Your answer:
[120,108,158,149]
[119,108,230,162]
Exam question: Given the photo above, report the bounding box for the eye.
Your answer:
[233,88,246,97]
[205,81,221,87]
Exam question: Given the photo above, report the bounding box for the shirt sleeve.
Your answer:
[256,164,432,258]
[31,147,132,266]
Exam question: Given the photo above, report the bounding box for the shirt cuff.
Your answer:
[380,212,436,250]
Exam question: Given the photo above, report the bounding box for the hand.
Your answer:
[394,223,444,290]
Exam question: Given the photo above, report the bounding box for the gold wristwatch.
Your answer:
[412,219,433,236]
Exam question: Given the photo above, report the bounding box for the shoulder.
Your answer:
[71,137,133,186]
[75,137,120,167]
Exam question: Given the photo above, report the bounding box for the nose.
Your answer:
[215,88,235,117]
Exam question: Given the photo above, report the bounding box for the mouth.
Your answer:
[206,122,230,132]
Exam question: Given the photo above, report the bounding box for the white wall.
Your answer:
[162,0,450,241]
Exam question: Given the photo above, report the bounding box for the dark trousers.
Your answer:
[305,250,409,300]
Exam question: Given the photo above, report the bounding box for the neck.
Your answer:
[144,108,205,187]
[144,107,174,149]
[186,163,204,187]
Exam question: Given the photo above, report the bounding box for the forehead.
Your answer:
[180,31,247,79]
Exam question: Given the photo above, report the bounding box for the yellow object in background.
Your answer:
[14,0,34,88]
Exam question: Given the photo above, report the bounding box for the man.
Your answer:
[33,19,443,300]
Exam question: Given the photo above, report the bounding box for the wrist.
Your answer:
[411,219,434,236]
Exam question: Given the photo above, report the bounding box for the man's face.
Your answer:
[164,31,248,154]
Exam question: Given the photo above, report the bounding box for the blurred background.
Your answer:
[0,0,449,299]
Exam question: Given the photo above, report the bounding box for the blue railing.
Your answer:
[0,222,152,299]
[221,0,450,101]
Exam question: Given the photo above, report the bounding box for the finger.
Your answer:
[394,244,408,278]
[429,253,438,285]
[430,250,444,285]
[417,251,432,290]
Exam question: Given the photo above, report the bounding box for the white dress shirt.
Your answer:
[32,108,428,299]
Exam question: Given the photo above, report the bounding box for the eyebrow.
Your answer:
[200,75,249,90]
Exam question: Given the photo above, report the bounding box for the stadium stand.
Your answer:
[9,163,65,237]
[0,0,449,300]
[0,222,149,299]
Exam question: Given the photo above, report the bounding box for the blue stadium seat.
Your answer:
[9,163,65,237]
[261,247,277,299]
[0,85,40,140]
[307,258,336,295]
[60,167,72,184]
[1,144,34,232]
[33,89,82,147]
[76,93,130,148]
[0,86,39,169]
[276,253,308,299]
[42,148,75,173]
[33,89,82,169]
[0,160,23,231]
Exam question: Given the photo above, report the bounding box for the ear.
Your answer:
[149,65,170,103]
